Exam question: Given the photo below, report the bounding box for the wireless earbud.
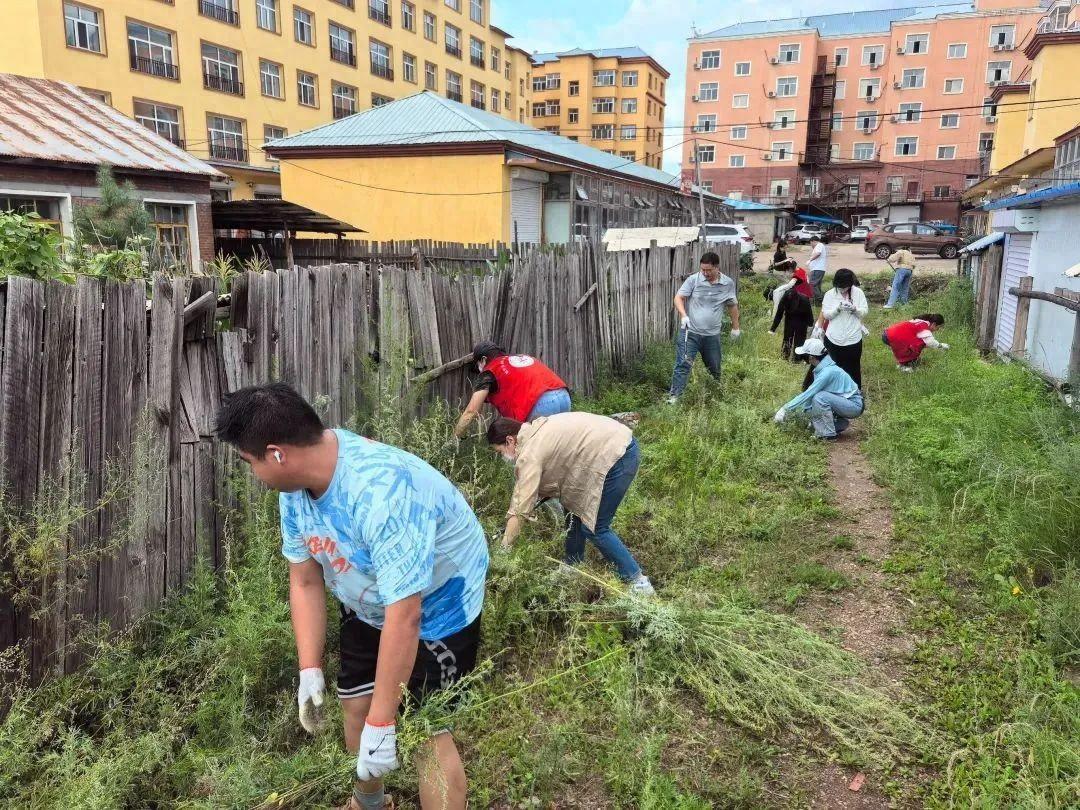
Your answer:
[274,451,283,464]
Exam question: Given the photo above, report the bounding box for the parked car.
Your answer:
[701,222,756,254]
[785,224,825,244]
[849,225,870,241]
[864,222,963,259]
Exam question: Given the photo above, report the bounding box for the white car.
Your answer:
[786,225,824,244]
[849,225,870,241]
[701,223,756,254]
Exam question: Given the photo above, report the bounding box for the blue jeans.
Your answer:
[565,438,643,581]
[885,267,912,307]
[669,330,721,397]
[528,388,571,420]
[809,392,865,438]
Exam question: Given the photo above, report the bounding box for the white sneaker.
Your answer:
[665,395,678,405]
[630,575,655,596]
[897,364,914,373]
[882,305,894,310]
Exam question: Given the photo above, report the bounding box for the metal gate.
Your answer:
[995,232,1032,353]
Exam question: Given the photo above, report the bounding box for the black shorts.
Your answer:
[337,607,482,706]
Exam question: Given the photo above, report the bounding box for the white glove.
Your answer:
[356,721,400,781]
[730,329,741,340]
[680,316,690,329]
[768,330,776,335]
[940,343,950,350]
[774,408,787,423]
[297,667,326,734]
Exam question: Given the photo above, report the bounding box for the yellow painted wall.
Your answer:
[990,93,1028,173]
[279,153,509,242]
[1022,42,1080,157]
[0,4,45,78]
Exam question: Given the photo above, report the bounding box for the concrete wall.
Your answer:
[1024,202,1080,381]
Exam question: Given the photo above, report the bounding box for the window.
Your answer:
[331,82,356,118]
[487,88,499,112]
[294,7,314,45]
[734,61,750,76]
[297,70,317,105]
[983,97,998,118]
[64,3,102,52]
[774,109,795,129]
[568,108,579,123]
[862,44,884,66]
[834,80,846,100]
[0,195,63,228]
[904,33,928,54]
[853,142,874,161]
[858,78,880,100]
[772,179,790,197]
[622,98,637,114]
[505,91,511,110]
[402,52,416,83]
[776,77,797,97]
[423,11,436,41]
[695,144,715,163]
[732,93,749,108]
[202,43,242,94]
[592,124,614,140]
[445,0,459,9]
[146,203,189,254]
[127,22,177,79]
[470,0,483,24]
[424,60,437,90]
[829,143,840,161]
[898,102,922,122]
[369,93,390,107]
[470,36,484,67]
[932,185,952,198]
[133,100,182,146]
[263,125,286,161]
[400,1,414,30]
[979,132,994,153]
[771,141,793,160]
[857,110,877,130]
[947,42,966,59]
[698,82,718,101]
[944,77,963,94]
[701,181,714,192]
[1056,132,1080,174]
[329,22,356,65]
[778,43,800,63]
[729,124,746,139]
[471,80,484,109]
[568,80,580,96]
[592,97,615,114]
[987,61,1011,83]
[990,24,1015,48]
[699,49,720,69]
[491,46,500,73]
[207,114,245,161]
[260,60,283,98]
[444,23,460,57]
[691,114,715,133]
[940,113,959,128]
[937,145,956,159]
[621,125,637,140]
[369,39,392,79]
[593,69,615,86]
[622,70,638,87]
[619,150,636,160]
[729,154,745,168]
[902,68,925,88]
[895,136,918,156]
[446,69,462,101]
[366,0,390,26]
[257,0,278,31]
[200,0,239,25]
[834,47,848,67]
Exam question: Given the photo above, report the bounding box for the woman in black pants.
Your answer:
[817,268,869,388]
[770,268,814,360]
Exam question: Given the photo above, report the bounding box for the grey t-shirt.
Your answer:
[678,272,737,336]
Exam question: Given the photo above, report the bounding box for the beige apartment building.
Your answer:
[529,48,668,169]
[684,0,1047,225]
[0,0,533,199]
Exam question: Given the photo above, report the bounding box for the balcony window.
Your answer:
[895,137,918,156]
[424,61,437,90]
[990,24,1015,48]
[294,7,314,45]
[256,0,278,31]
[199,0,239,25]
[330,23,356,65]
[401,1,414,31]
[593,69,615,87]
[986,61,1011,83]
[260,59,283,98]
[133,100,182,146]
[423,12,436,41]
[979,132,994,153]
[853,142,874,161]
[207,115,246,162]
[622,98,637,114]
[332,82,357,118]
[470,37,484,67]
[128,22,177,79]
[621,125,637,140]
[369,0,391,26]
[445,23,461,57]
[446,70,462,101]
[370,39,393,79]
[591,124,614,140]
[471,80,484,109]
[297,71,317,106]
[699,49,720,69]
[469,0,483,24]
[202,43,243,95]
[592,97,615,114]
[402,52,416,83]
[64,2,102,52]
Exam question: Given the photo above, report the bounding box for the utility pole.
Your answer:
[693,137,707,228]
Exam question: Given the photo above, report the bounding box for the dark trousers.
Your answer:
[825,336,864,389]
[782,316,813,361]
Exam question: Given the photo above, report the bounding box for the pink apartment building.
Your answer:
[684,0,1047,226]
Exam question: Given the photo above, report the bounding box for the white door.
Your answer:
[995,232,1032,353]
[511,179,542,244]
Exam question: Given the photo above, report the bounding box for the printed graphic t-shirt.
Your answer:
[280,429,489,641]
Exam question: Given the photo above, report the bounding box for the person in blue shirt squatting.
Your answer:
[773,338,865,440]
[215,383,488,810]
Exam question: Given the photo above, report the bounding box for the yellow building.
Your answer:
[0,0,530,200]
[528,47,668,170]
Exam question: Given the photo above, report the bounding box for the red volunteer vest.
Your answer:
[885,319,931,364]
[486,355,567,422]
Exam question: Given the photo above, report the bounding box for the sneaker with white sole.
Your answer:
[629,575,655,596]
[897,364,914,373]
[665,395,678,405]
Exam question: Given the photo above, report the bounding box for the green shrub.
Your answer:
[0,210,70,281]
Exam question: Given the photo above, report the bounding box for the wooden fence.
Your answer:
[0,241,736,684]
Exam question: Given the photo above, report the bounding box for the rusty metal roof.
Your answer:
[0,73,223,177]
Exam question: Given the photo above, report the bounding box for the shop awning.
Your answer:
[796,213,844,225]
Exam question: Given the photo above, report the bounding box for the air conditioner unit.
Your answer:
[994,43,1013,51]
[987,114,998,122]
[767,90,776,98]
[893,80,903,88]
[769,56,779,65]
[889,114,899,123]
[862,126,873,134]
[870,61,882,70]
[692,94,700,102]
[989,79,1005,86]
[693,61,701,69]
[896,45,905,54]
[763,154,773,161]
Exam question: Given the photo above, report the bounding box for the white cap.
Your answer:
[795,338,827,357]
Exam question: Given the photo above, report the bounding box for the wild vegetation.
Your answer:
[0,275,1076,808]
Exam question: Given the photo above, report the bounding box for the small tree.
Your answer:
[74,165,152,249]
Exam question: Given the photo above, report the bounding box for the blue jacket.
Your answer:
[782,356,859,412]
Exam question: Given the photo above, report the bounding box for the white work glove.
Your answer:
[297,667,326,734]
[356,721,400,781]
[940,343,950,350]
[730,329,741,340]
[774,408,787,424]
[680,315,690,329]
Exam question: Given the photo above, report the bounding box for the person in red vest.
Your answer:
[453,341,570,438]
[882,314,949,372]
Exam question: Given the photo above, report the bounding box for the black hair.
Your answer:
[833,268,858,289]
[915,313,945,326]
[699,251,720,267]
[472,340,506,364]
[486,416,523,445]
[215,383,325,456]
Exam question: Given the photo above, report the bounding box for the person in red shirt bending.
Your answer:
[453,341,571,437]
[882,314,949,373]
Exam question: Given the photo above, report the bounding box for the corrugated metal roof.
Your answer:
[723,197,783,210]
[0,73,222,177]
[531,46,651,64]
[268,91,683,189]
[700,4,973,39]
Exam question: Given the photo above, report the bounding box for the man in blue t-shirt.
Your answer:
[216,383,488,810]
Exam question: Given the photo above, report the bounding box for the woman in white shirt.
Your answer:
[819,268,869,388]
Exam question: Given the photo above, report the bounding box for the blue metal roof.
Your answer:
[267,91,682,189]
[530,47,651,65]
[701,4,973,39]
[983,181,1080,210]
[797,213,844,225]
[724,197,783,210]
